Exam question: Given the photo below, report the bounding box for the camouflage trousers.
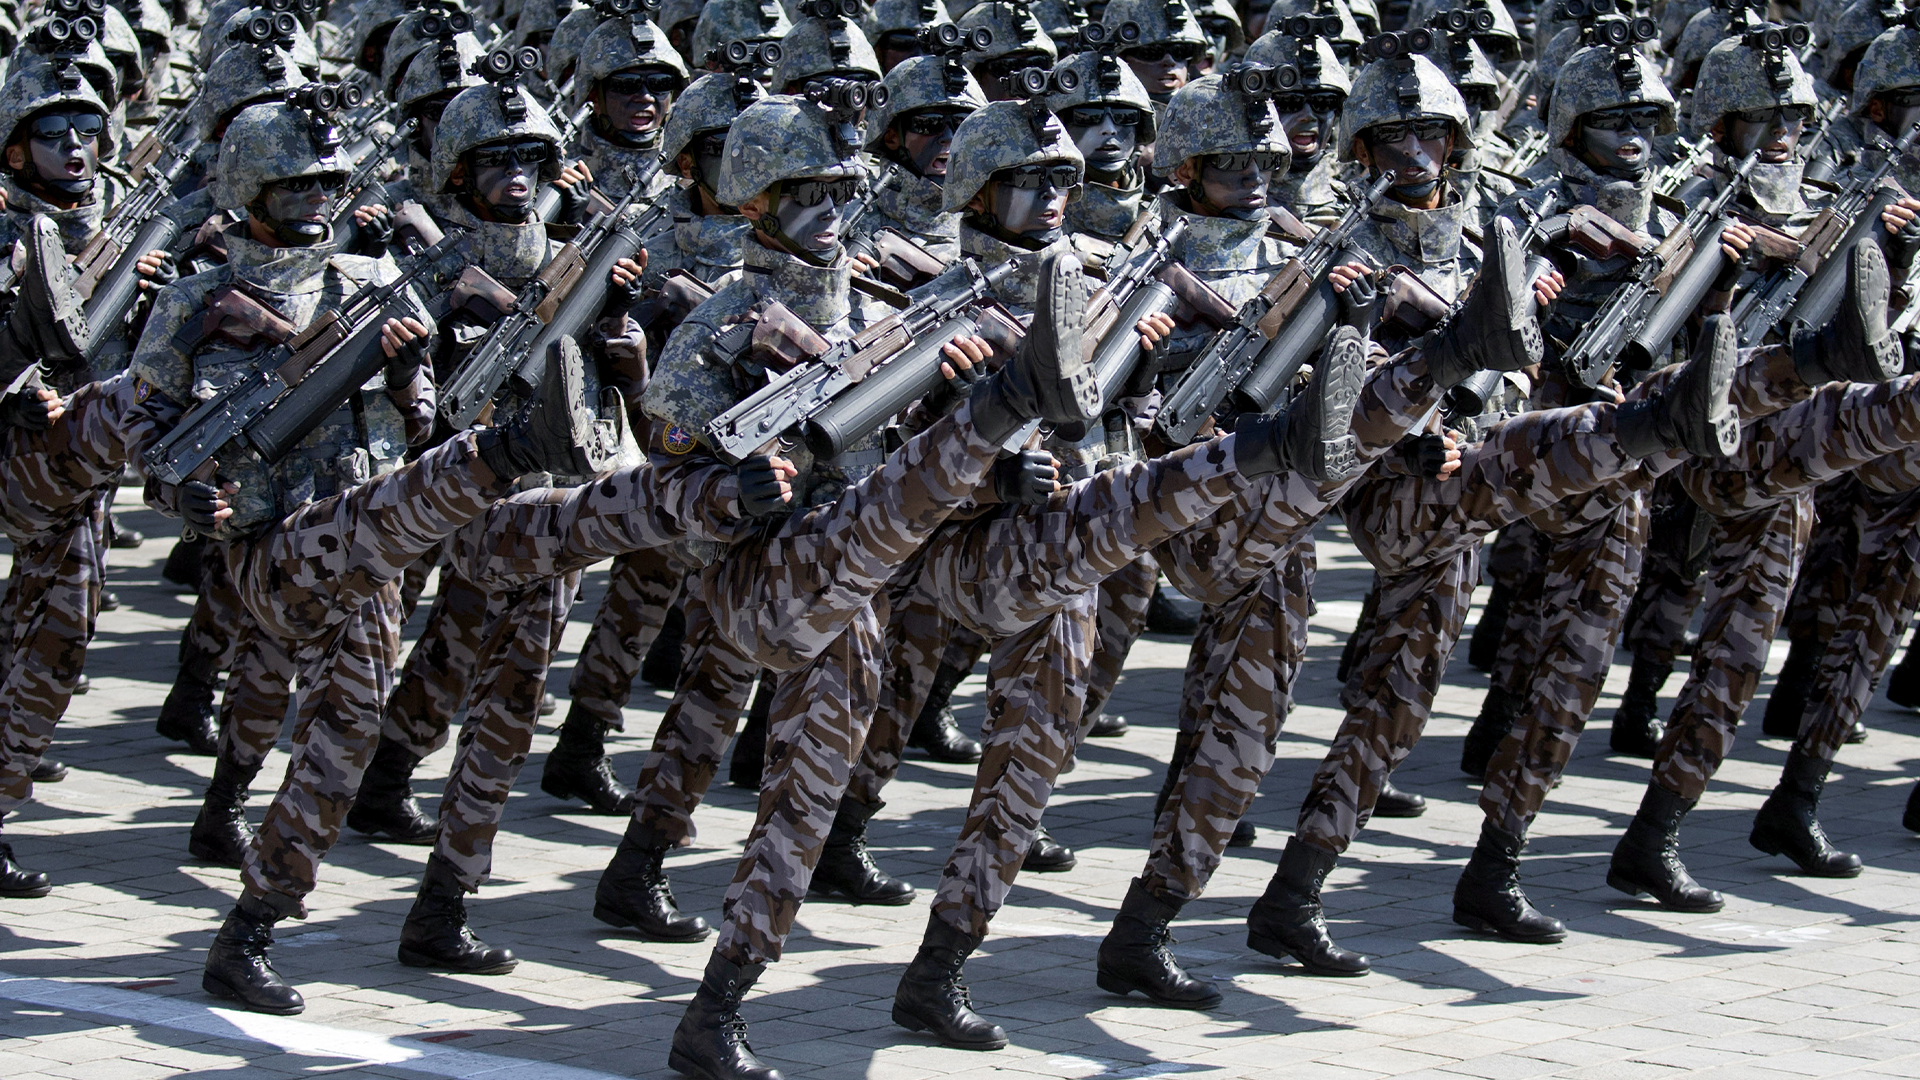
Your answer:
[184,534,250,672]
[1297,397,1677,854]
[383,562,491,758]
[627,572,762,847]
[847,563,957,808]
[1623,474,1712,668]
[1485,520,1548,701]
[1140,534,1315,902]
[217,609,300,774]
[568,545,688,730]
[1082,555,1159,722]
[1478,481,1650,834]
[1780,478,1865,649]
[1652,375,1920,801]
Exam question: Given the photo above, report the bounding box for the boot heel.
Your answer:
[201,972,238,1002]
[1095,969,1135,997]
[1604,869,1646,898]
[1452,909,1494,935]
[1748,823,1784,857]
[890,1003,929,1032]
[592,901,634,929]
[666,1047,706,1078]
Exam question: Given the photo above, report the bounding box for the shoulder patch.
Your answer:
[661,424,697,455]
[135,378,154,403]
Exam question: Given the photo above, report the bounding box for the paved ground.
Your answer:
[4,491,1920,1080]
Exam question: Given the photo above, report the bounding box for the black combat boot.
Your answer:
[893,913,1010,1048]
[1452,821,1567,943]
[1421,217,1545,386]
[1229,324,1365,483]
[161,535,205,591]
[1904,781,1920,832]
[12,215,91,368]
[641,604,687,690]
[190,753,261,868]
[1023,824,1077,872]
[809,794,914,904]
[1467,582,1513,672]
[1228,819,1257,847]
[728,674,773,790]
[1791,238,1903,384]
[1246,837,1370,975]
[30,758,67,782]
[1086,709,1129,737]
[1096,878,1223,1009]
[202,895,304,1015]
[1145,584,1202,635]
[397,855,518,974]
[474,333,622,480]
[539,692,558,716]
[1887,625,1920,708]
[593,820,711,941]
[1374,778,1427,818]
[966,249,1095,443]
[1607,782,1724,911]
[907,661,982,763]
[0,819,50,897]
[155,633,221,755]
[1749,749,1863,877]
[1615,314,1740,460]
[1462,684,1521,778]
[1610,654,1670,757]
[1761,637,1819,739]
[541,704,636,814]
[668,952,783,1080]
[347,736,438,842]
[109,512,143,549]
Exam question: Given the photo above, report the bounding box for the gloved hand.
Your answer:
[1399,432,1451,479]
[993,448,1058,505]
[380,316,430,387]
[181,480,229,532]
[350,203,394,255]
[0,388,52,430]
[924,333,991,414]
[737,454,793,517]
[1334,263,1378,330]
[602,255,646,317]
[134,248,178,291]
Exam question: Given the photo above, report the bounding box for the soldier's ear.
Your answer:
[738,191,771,221]
[965,184,990,214]
[674,151,696,179]
[3,144,21,171]
[1870,98,1888,123]
[882,126,902,152]
[1170,158,1196,186]
[1351,137,1370,170]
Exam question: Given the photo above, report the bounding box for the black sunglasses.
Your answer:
[1124,42,1203,63]
[901,110,972,135]
[1272,90,1346,115]
[786,176,862,207]
[269,172,344,193]
[1062,105,1146,128]
[602,70,684,97]
[1730,104,1813,126]
[469,140,553,168]
[998,162,1082,190]
[1583,103,1667,131]
[1203,151,1284,172]
[1367,117,1454,143]
[30,111,105,141]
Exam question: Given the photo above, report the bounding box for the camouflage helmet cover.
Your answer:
[1047,40,1160,140]
[864,0,956,41]
[1851,24,1920,115]
[383,7,480,95]
[960,1,1059,62]
[1405,0,1522,62]
[1820,0,1895,83]
[547,5,608,78]
[1340,46,1474,159]
[1101,0,1209,47]
[0,46,110,150]
[688,0,792,62]
[1245,28,1353,94]
[771,12,883,88]
[210,6,321,75]
[512,0,568,45]
[716,92,870,206]
[431,80,565,193]
[97,3,144,83]
[1153,69,1293,172]
[1547,40,1676,146]
[868,51,988,143]
[1535,23,1584,119]
[660,69,763,164]
[940,96,1085,212]
[1423,26,1499,92]
[575,15,691,109]
[1261,0,1364,55]
[658,0,706,34]
[1687,25,1817,138]
[211,99,349,211]
[1192,0,1248,55]
[1669,5,1726,89]
[396,29,487,112]
[192,40,300,141]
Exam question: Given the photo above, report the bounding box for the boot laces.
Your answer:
[1146,922,1179,964]
[942,954,974,1009]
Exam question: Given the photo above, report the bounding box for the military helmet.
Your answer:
[716,92,870,206]
[192,40,301,141]
[431,78,565,194]
[207,5,320,76]
[1405,0,1524,63]
[866,0,956,45]
[1424,25,1500,97]
[658,0,705,45]
[868,51,988,143]
[512,0,569,48]
[1547,40,1676,146]
[1851,23,1920,115]
[1245,28,1353,95]
[1101,0,1209,49]
[547,5,608,80]
[0,46,111,151]
[211,98,350,212]
[1688,24,1817,138]
[1263,0,1366,58]
[96,3,143,95]
[397,29,487,113]
[1029,0,1094,51]
[1154,68,1294,172]
[941,97,1085,212]
[772,5,884,90]
[688,0,792,63]
[1820,0,1895,83]
[1192,0,1247,56]
[344,0,410,72]
[1341,40,1474,159]
[575,14,691,109]
[661,69,763,164]
[198,0,252,65]
[383,5,481,96]
[1534,23,1585,119]
[961,1,1058,65]
[1668,5,1725,90]
[1048,36,1160,140]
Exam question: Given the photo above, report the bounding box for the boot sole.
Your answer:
[891,1003,1010,1049]
[1245,932,1369,976]
[1030,252,1099,426]
[1685,315,1741,458]
[1451,909,1567,943]
[1480,217,1544,371]
[1604,869,1724,912]
[1297,328,1366,483]
[806,884,917,906]
[25,216,90,360]
[592,901,712,941]
[1748,829,1864,878]
[201,973,304,1015]
[1094,969,1223,1010]
[0,881,51,898]
[396,946,520,975]
[1839,239,1902,382]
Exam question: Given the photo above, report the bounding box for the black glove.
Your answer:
[1400,432,1450,478]
[180,480,225,531]
[1890,216,1920,274]
[557,177,592,224]
[1337,268,1378,331]
[385,323,430,387]
[602,265,645,318]
[1712,239,1749,291]
[923,346,987,414]
[737,455,790,517]
[351,205,395,256]
[136,249,178,289]
[0,389,49,430]
[993,449,1058,505]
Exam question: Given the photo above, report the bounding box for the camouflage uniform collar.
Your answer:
[1713,147,1810,222]
[3,176,107,255]
[677,210,752,273]
[1273,155,1338,218]
[873,169,959,243]
[585,130,666,200]
[960,224,1069,312]
[1068,173,1147,242]
[224,225,341,296]
[1159,194,1271,271]
[1369,191,1469,267]
[742,239,853,325]
[1549,148,1656,233]
[440,198,552,288]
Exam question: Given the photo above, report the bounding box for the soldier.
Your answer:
[771,2,886,94]
[858,44,989,260]
[959,1,1060,101]
[1106,0,1212,105]
[687,0,792,73]
[1053,29,1158,240]
[1246,24,1353,226]
[866,0,956,72]
[570,9,690,202]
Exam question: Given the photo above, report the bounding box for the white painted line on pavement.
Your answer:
[0,971,633,1080]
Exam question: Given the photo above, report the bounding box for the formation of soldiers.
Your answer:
[0,0,1916,1075]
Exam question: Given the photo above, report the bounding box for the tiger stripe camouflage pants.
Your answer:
[568,545,687,731]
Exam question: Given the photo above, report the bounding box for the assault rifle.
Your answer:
[532,100,603,224]
[705,258,1020,464]
[438,176,656,428]
[1735,123,1920,345]
[143,232,472,487]
[1501,127,1552,176]
[72,104,199,361]
[328,118,419,253]
[1154,174,1393,443]
[1654,135,1714,197]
